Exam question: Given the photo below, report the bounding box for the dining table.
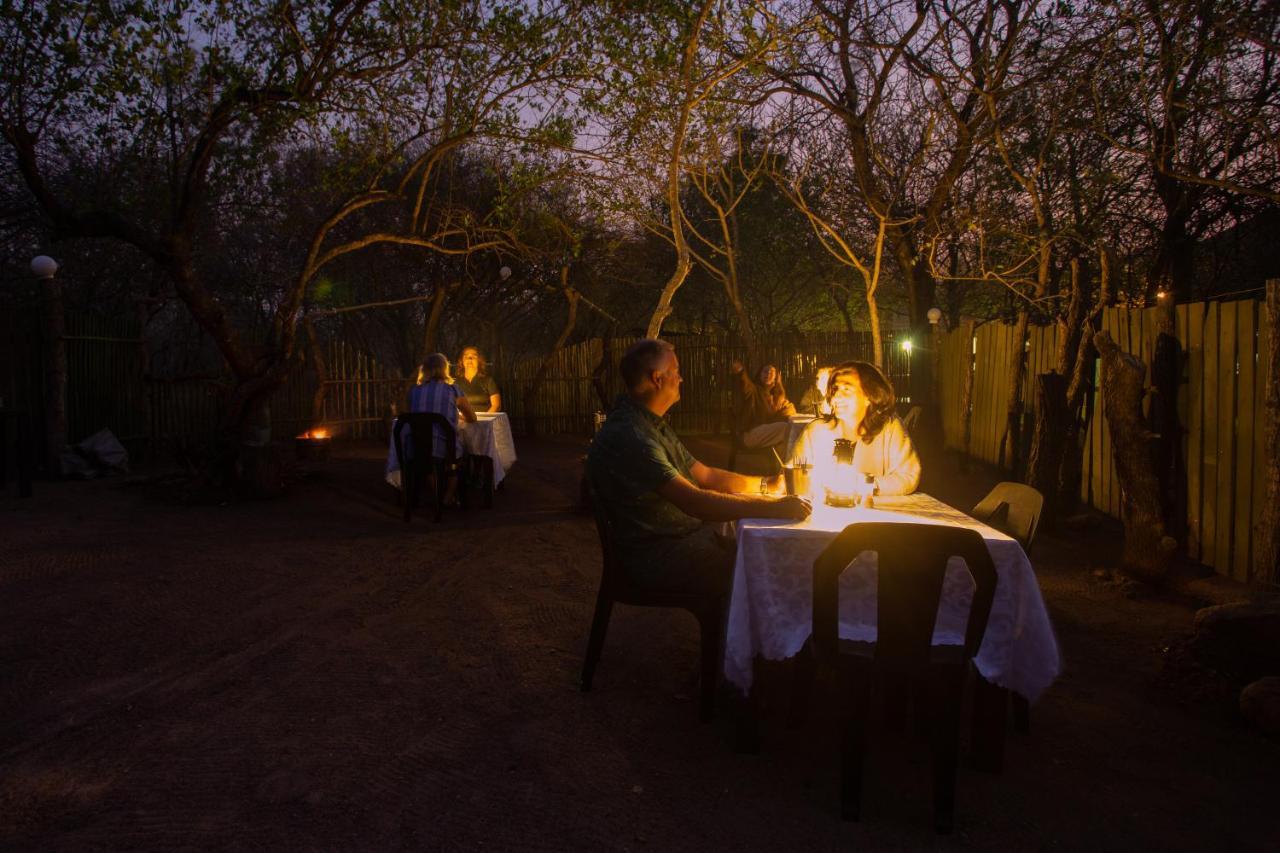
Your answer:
[384,411,517,499]
[725,492,1060,704]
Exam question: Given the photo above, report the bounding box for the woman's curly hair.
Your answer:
[825,360,898,443]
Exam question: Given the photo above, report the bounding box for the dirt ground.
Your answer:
[2,435,1278,852]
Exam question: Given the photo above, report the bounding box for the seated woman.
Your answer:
[455,346,502,413]
[409,352,477,460]
[790,360,920,498]
[730,359,796,449]
[797,366,833,416]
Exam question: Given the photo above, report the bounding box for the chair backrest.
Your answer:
[585,475,626,591]
[812,522,998,670]
[393,412,457,470]
[971,482,1044,551]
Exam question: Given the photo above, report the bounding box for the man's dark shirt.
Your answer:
[586,395,703,573]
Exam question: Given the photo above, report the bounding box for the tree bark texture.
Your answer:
[1095,330,1175,580]
[1026,371,1069,525]
[304,317,328,426]
[524,271,579,436]
[1255,280,1280,584]
[1001,310,1030,475]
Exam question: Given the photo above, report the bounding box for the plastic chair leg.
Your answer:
[930,674,965,834]
[841,674,871,822]
[969,673,1007,773]
[696,607,721,724]
[581,589,613,691]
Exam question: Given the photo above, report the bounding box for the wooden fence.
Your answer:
[938,297,1272,582]
[502,330,915,436]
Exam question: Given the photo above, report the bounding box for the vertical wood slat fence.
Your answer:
[938,297,1271,582]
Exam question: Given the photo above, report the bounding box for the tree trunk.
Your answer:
[420,285,449,361]
[591,331,615,413]
[1026,372,1069,526]
[42,276,68,473]
[525,272,579,436]
[304,316,328,426]
[1001,310,1030,475]
[1255,279,1280,584]
[1095,330,1175,580]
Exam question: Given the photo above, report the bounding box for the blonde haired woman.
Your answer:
[410,353,477,460]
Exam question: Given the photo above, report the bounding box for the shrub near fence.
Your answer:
[937,297,1272,582]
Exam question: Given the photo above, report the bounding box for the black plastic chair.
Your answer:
[970,482,1044,737]
[393,413,468,523]
[580,482,726,723]
[811,522,998,833]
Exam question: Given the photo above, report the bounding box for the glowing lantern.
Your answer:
[824,438,859,507]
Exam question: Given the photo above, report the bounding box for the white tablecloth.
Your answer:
[384,412,517,489]
[725,493,1060,702]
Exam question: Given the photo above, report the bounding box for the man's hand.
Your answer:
[768,495,811,520]
[729,358,744,374]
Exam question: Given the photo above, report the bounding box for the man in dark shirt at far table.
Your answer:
[587,338,812,598]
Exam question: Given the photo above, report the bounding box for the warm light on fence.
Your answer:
[900,339,913,354]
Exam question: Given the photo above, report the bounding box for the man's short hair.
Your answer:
[619,338,674,390]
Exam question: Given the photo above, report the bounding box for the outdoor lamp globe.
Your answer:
[499,266,512,281]
[927,307,942,325]
[900,339,913,354]
[31,255,59,279]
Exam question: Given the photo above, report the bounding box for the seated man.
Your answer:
[588,339,811,598]
[730,359,796,450]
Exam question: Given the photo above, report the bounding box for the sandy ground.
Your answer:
[2,435,1278,852]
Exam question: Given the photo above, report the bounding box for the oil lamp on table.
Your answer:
[823,438,873,508]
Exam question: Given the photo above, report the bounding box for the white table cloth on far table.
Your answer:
[725,493,1060,702]
[384,411,517,489]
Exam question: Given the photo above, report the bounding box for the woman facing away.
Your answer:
[455,346,502,414]
[790,360,921,498]
[409,352,477,460]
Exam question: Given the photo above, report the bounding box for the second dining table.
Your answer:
[384,411,517,498]
[724,492,1060,703]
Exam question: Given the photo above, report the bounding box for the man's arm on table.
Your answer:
[688,460,769,495]
[657,473,809,523]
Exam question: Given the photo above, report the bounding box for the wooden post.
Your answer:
[1255,279,1280,584]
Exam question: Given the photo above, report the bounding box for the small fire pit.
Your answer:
[295,428,332,462]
